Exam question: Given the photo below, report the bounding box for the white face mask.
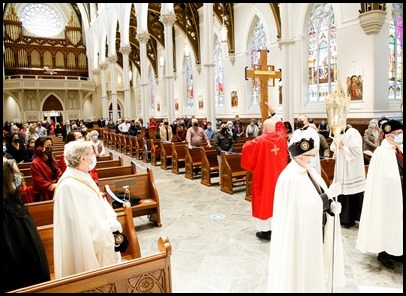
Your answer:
[89,155,97,170]
[306,156,318,168]
[393,133,403,144]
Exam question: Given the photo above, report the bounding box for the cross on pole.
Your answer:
[245,49,281,123]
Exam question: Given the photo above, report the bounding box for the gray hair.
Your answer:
[64,140,93,168]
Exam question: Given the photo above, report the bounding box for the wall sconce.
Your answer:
[184,42,190,57]
[220,4,228,43]
[159,56,165,67]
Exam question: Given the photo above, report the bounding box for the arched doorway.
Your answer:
[108,103,122,120]
[43,94,63,123]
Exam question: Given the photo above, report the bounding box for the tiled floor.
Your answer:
[113,149,403,293]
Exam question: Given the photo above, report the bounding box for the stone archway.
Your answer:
[43,94,63,123]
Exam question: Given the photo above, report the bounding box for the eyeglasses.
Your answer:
[302,154,316,157]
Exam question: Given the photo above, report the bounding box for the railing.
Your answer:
[4,75,89,81]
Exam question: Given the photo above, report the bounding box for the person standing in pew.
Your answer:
[186,118,212,149]
[59,130,99,185]
[53,140,125,279]
[213,123,235,174]
[31,136,62,201]
[2,160,50,292]
[241,112,288,241]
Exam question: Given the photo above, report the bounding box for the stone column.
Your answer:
[159,12,176,123]
[120,46,132,119]
[136,32,150,123]
[108,55,119,122]
[202,4,216,125]
[99,64,108,119]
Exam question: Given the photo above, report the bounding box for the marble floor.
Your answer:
[112,149,403,293]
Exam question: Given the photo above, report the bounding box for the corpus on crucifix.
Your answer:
[245,49,281,123]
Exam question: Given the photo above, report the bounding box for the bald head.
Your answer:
[262,118,277,133]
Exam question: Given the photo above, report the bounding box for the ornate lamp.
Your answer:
[324,78,350,293]
[325,79,351,141]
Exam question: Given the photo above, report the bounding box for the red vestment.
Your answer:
[30,156,62,201]
[241,122,288,220]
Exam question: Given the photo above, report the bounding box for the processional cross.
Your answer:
[245,49,281,123]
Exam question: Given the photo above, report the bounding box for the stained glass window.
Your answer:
[214,37,225,107]
[388,3,403,100]
[20,4,63,38]
[307,3,337,102]
[184,57,194,110]
[248,18,267,106]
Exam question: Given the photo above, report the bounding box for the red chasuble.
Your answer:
[241,121,288,220]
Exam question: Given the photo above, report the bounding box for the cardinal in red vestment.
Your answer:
[241,117,288,240]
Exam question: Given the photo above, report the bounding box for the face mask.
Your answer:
[227,124,233,129]
[369,123,376,129]
[306,156,318,168]
[92,135,98,141]
[12,173,22,190]
[13,139,19,143]
[207,126,212,130]
[3,146,6,153]
[193,123,198,127]
[297,121,305,129]
[89,155,97,170]
[44,147,53,156]
[321,121,325,125]
[393,133,403,144]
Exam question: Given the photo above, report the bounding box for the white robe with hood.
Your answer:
[267,160,345,293]
[356,139,403,255]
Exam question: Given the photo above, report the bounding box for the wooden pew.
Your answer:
[245,171,253,201]
[95,157,124,169]
[220,152,247,194]
[200,148,219,186]
[99,168,162,227]
[171,143,187,174]
[27,200,54,227]
[128,136,138,158]
[97,151,114,161]
[320,158,336,186]
[160,141,173,170]
[97,163,137,179]
[150,139,162,166]
[184,146,214,180]
[9,235,171,293]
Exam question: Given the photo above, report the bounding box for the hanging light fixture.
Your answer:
[184,42,190,57]
[220,4,228,43]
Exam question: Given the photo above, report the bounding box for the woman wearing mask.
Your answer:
[2,160,50,292]
[6,132,26,163]
[176,120,187,142]
[30,136,62,201]
[363,118,382,165]
[25,136,37,162]
[89,130,106,157]
[53,140,123,278]
[204,121,215,140]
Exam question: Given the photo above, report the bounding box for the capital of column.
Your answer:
[120,46,132,55]
[108,56,118,63]
[159,13,176,27]
[136,32,150,43]
[100,63,108,70]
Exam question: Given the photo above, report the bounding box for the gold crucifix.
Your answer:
[245,49,281,123]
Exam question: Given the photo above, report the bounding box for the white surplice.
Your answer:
[268,161,345,293]
[53,166,122,279]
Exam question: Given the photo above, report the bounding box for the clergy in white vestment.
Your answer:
[268,138,345,293]
[53,140,122,279]
[289,114,321,175]
[330,125,366,228]
[356,119,403,269]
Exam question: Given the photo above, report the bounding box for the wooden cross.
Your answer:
[245,49,281,123]
[270,144,280,155]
